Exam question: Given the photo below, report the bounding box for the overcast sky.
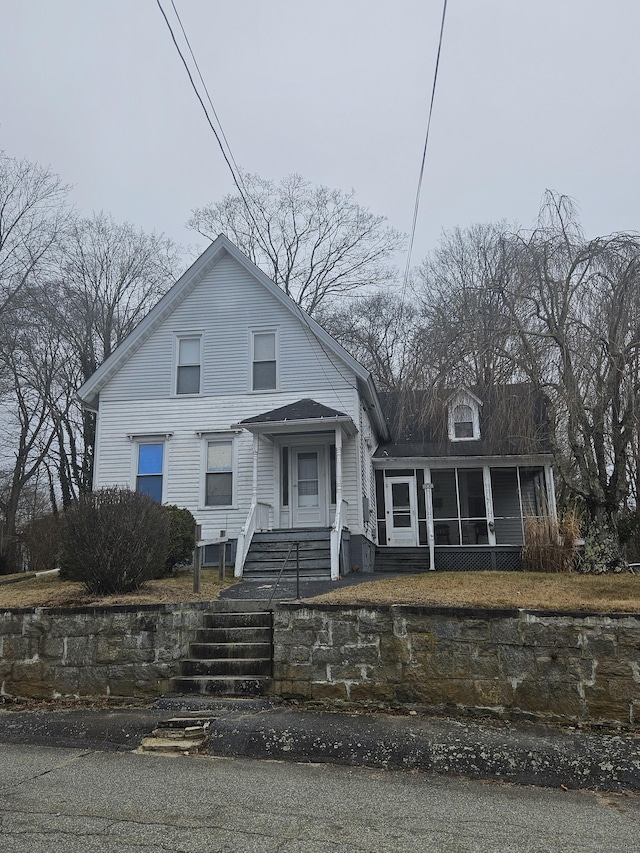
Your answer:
[2,0,639,268]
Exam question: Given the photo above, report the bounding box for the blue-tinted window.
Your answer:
[137,443,163,502]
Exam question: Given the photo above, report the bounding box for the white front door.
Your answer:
[384,476,418,546]
[292,446,327,527]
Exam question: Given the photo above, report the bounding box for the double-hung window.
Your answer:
[136,443,164,503]
[176,335,201,395]
[251,330,277,391]
[453,404,474,439]
[205,439,234,506]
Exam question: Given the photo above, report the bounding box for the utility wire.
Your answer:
[155,0,249,207]
[168,0,243,181]
[154,0,373,407]
[400,0,448,306]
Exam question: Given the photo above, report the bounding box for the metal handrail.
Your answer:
[267,540,300,607]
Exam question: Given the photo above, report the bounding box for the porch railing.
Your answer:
[330,498,348,581]
[234,500,271,577]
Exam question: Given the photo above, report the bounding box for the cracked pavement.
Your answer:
[1,743,639,852]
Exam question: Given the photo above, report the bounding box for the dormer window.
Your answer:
[453,405,474,439]
[447,390,481,441]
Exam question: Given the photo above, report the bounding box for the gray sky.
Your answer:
[2,0,639,266]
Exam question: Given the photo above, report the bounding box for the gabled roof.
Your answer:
[375,384,551,459]
[234,398,357,437]
[240,399,348,424]
[76,234,389,440]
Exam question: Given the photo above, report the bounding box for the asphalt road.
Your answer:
[0,743,638,852]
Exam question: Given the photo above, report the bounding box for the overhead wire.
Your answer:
[155,0,249,208]
[399,0,448,308]
[154,0,360,410]
[167,0,243,181]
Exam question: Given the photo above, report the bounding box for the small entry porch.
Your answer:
[232,399,357,580]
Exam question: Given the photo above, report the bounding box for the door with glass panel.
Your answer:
[291,446,327,527]
[384,476,418,546]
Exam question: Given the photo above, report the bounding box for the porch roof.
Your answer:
[233,398,357,436]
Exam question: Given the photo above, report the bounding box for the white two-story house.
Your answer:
[78,236,555,579]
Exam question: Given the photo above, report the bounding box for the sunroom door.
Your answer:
[384,476,418,546]
[291,446,327,527]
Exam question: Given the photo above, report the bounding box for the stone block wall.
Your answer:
[272,603,640,726]
[0,602,209,699]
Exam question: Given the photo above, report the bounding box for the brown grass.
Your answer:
[0,569,237,609]
[309,571,640,613]
[522,509,581,573]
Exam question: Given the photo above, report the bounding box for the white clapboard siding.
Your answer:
[102,254,354,404]
[91,250,380,542]
[94,387,363,540]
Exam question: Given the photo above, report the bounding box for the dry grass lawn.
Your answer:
[309,571,640,613]
[3,569,640,613]
[0,569,236,609]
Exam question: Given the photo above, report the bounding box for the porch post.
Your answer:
[335,426,343,511]
[251,432,259,505]
[545,463,558,524]
[424,468,435,571]
[483,465,496,546]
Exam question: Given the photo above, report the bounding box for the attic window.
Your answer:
[448,394,481,441]
[453,405,474,439]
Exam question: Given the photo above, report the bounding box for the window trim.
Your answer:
[200,432,238,509]
[448,393,481,441]
[173,332,203,397]
[249,328,279,392]
[134,439,166,504]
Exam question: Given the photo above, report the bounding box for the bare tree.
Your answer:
[0,308,69,572]
[0,152,70,316]
[189,172,403,315]
[38,213,185,499]
[416,195,640,570]
[415,222,522,389]
[317,292,420,392]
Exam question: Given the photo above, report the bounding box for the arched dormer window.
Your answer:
[447,389,481,441]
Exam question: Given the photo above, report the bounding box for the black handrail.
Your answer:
[267,541,301,606]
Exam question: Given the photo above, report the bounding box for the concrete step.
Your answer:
[206,599,275,613]
[374,548,431,573]
[171,676,270,696]
[190,642,272,659]
[180,657,271,677]
[195,626,272,644]
[242,571,331,582]
[202,611,271,629]
[252,528,331,542]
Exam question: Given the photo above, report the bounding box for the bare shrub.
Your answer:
[59,488,169,594]
[522,509,581,573]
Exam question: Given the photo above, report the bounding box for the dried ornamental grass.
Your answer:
[522,509,581,573]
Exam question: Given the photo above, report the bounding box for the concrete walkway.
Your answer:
[1,698,639,793]
[218,569,400,604]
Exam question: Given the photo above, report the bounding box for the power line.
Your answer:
[155,0,249,207]
[168,0,243,181]
[400,0,448,305]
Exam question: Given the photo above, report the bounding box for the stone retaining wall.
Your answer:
[0,603,210,699]
[272,603,640,726]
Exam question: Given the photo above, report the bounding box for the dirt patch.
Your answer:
[308,571,640,613]
[0,569,237,609]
